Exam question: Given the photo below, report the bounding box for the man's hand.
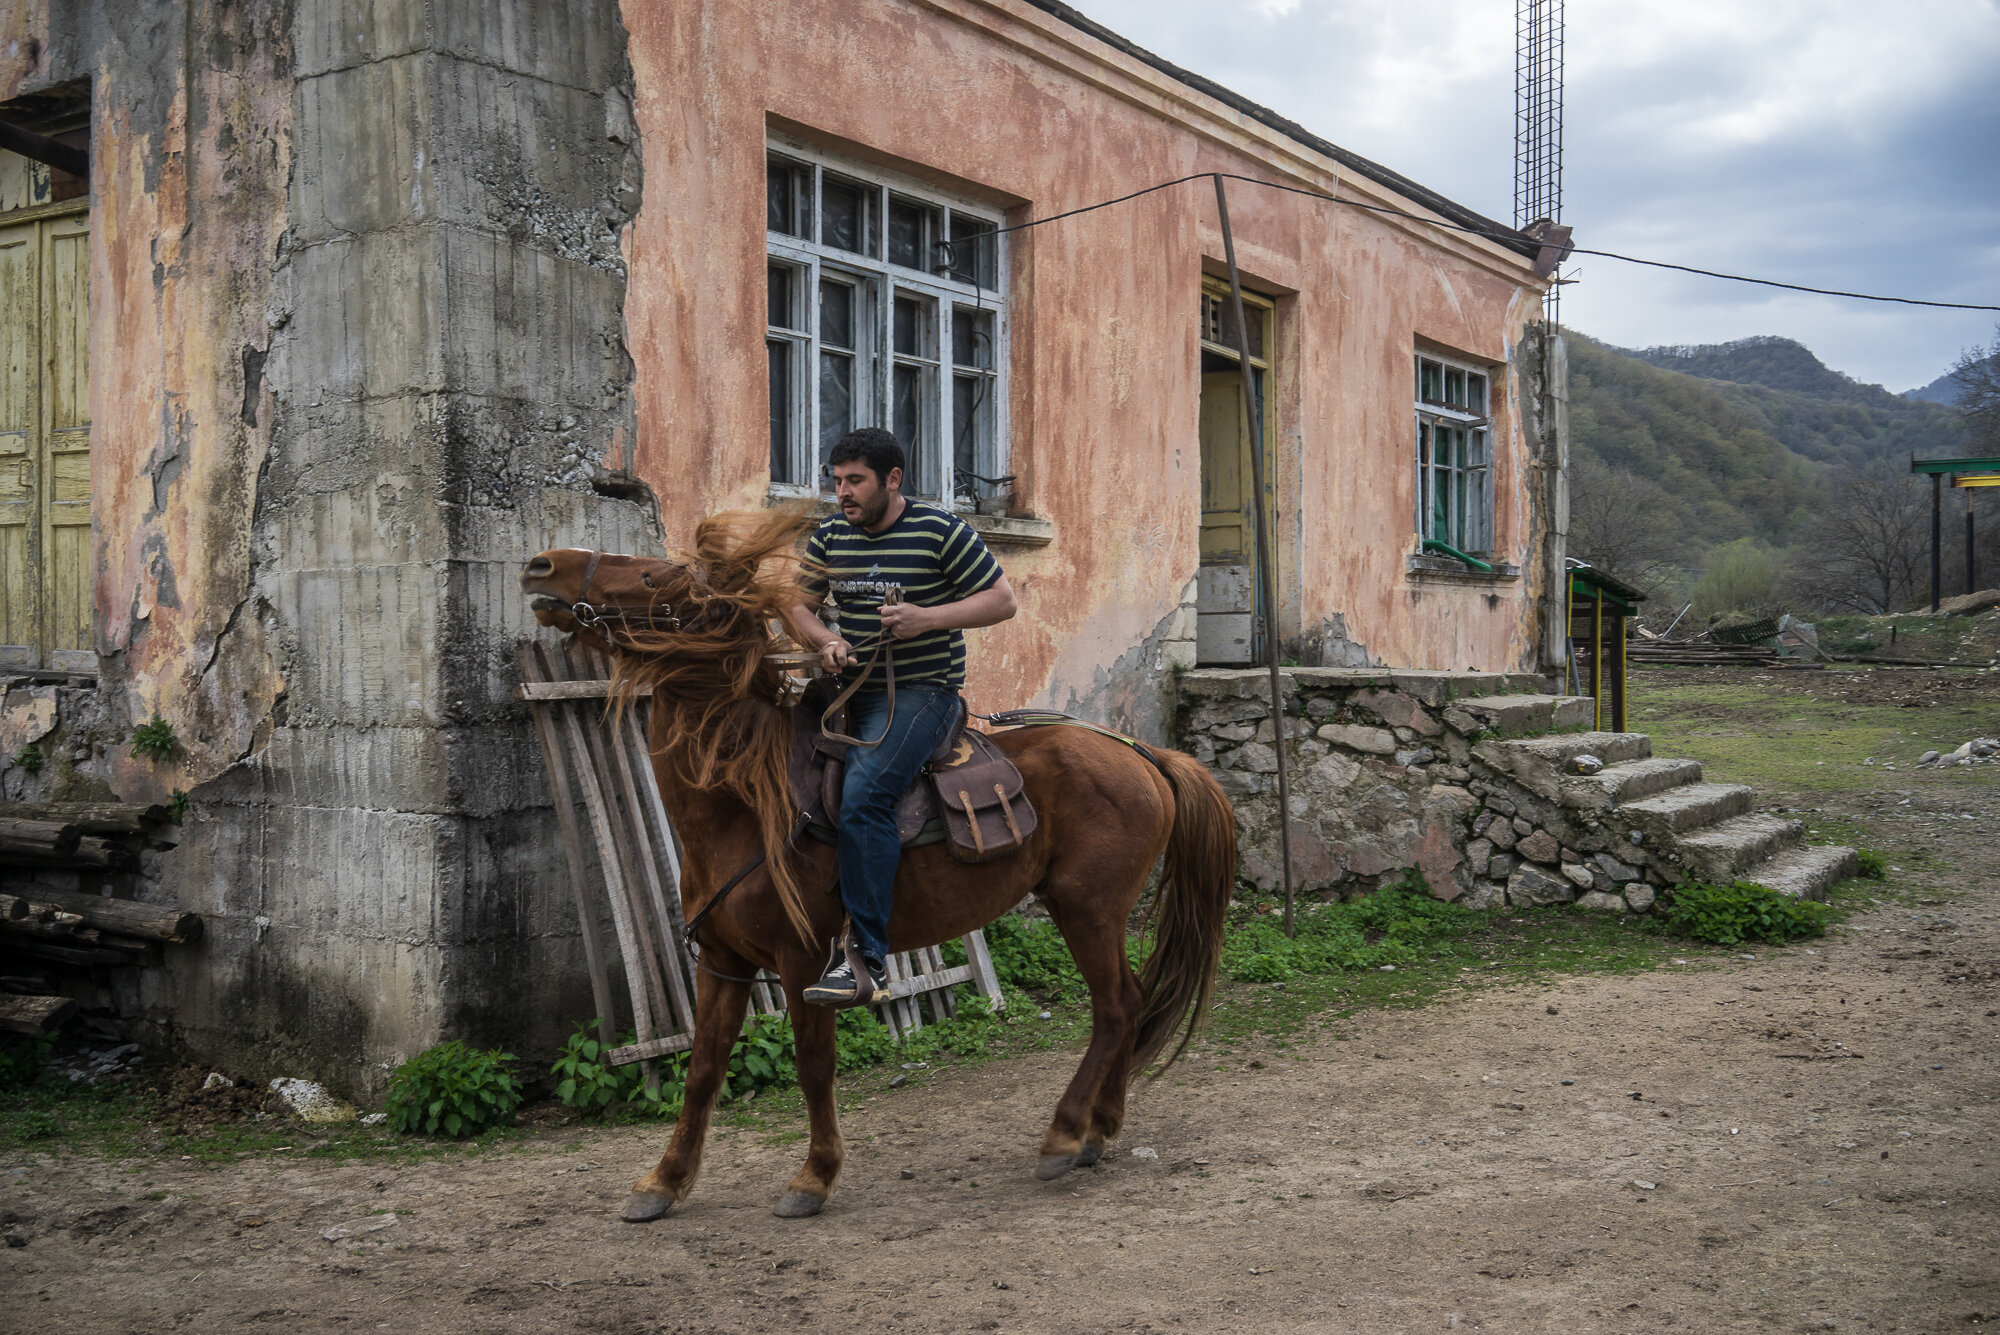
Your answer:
[877,600,933,640]
[818,637,856,671]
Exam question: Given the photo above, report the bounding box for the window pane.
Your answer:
[1434,465,1452,542]
[768,158,808,237]
[1468,372,1488,414]
[768,264,795,331]
[1202,293,1263,359]
[888,198,936,270]
[893,294,931,358]
[893,363,925,484]
[818,279,853,349]
[948,215,996,288]
[1419,358,1443,403]
[819,352,853,453]
[953,308,992,368]
[822,177,870,255]
[1445,367,1466,409]
[955,373,989,484]
[768,339,792,482]
[1415,422,1428,534]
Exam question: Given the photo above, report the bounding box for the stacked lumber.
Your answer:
[0,801,176,871]
[1627,641,1782,667]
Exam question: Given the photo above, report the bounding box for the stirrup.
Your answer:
[802,933,889,1009]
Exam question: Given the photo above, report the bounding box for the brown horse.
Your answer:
[521,507,1234,1222]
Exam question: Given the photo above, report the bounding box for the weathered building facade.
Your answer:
[0,0,1561,1093]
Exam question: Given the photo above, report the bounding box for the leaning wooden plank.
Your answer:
[7,889,200,943]
[961,929,1005,1010]
[0,817,82,856]
[0,993,74,1035]
[617,701,700,1033]
[541,647,665,1058]
[518,642,618,1052]
[570,644,684,1041]
[606,1032,696,1066]
[561,643,677,1050]
[596,675,700,1039]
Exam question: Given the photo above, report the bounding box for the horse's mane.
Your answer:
[609,504,819,941]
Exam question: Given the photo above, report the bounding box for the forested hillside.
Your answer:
[1569,333,1969,550]
[1565,333,1991,616]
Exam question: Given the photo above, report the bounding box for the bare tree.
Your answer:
[1792,461,1929,613]
[1951,326,2000,453]
[1568,456,1683,592]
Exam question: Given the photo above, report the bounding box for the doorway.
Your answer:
[1196,279,1276,666]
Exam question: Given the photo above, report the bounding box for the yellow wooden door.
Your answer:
[0,219,36,666]
[1198,371,1249,565]
[42,214,91,671]
[0,209,91,672]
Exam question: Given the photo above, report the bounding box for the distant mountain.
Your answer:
[1600,334,1966,474]
[1632,335,1880,402]
[1904,367,1967,406]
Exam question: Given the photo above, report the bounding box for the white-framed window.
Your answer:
[1414,351,1493,556]
[765,142,1006,507]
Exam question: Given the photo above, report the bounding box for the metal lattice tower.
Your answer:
[1515,0,1565,323]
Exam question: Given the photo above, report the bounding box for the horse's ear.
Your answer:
[691,506,816,598]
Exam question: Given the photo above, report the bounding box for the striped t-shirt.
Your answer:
[804,501,1004,692]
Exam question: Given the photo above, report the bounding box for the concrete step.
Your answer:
[1458,694,1598,735]
[1675,813,1808,881]
[1744,844,1860,902]
[1619,782,1755,839]
[1501,731,1654,767]
[1558,756,1706,812]
[1744,851,1864,903]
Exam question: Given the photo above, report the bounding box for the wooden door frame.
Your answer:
[1196,276,1278,663]
[0,196,90,674]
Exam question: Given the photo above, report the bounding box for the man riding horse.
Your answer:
[783,427,1019,1007]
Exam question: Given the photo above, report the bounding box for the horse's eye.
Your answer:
[641,572,656,588]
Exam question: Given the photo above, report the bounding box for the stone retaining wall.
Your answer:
[1176,668,1682,913]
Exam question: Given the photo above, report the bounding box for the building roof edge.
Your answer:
[1018,0,1541,262]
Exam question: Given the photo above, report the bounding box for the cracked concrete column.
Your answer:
[148,0,656,1096]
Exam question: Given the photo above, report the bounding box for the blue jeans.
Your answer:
[838,684,961,964]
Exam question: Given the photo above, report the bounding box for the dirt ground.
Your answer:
[4,669,1997,1335]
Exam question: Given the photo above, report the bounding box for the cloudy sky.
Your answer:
[1067,0,2000,393]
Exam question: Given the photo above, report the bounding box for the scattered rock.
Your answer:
[1593,853,1641,882]
[1566,753,1604,776]
[1507,863,1576,907]
[900,1169,916,1179]
[889,1074,910,1089]
[1317,723,1396,755]
[359,1112,387,1126]
[321,1212,398,1243]
[1515,830,1560,864]
[1128,1146,1159,1160]
[268,1078,358,1125]
[1633,1179,1657,1192]
[1917,750,1940,765]
[202,1073,233,1091]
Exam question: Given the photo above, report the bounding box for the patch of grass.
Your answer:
[1630,678,1998,794]
[1657,879,1830,946]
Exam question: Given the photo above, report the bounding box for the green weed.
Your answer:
[387,1041,523,1139]
[128,716,179,763]
[1657,879,1830,947]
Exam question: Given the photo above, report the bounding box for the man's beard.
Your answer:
[851,490,890,528]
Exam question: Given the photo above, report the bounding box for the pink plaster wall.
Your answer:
[621,0,1551,721]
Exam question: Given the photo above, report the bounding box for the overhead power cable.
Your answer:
[984,172,2000,313]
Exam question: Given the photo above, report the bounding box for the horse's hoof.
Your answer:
[773,1190,825,1219]
[1076,1144,1103,1168]
[1035,1153,1079,1181]
[620,1191,675,1223]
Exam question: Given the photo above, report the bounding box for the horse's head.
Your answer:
[520,548,700,656]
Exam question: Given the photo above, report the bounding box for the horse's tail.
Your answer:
[1130,747,1237,1079]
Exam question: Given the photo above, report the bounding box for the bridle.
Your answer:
[557,550,690,639]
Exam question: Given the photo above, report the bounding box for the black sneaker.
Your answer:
[803,952,888,1007]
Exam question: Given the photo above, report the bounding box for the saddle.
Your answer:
[789,678,1037,863]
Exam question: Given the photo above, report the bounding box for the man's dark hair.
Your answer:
[827,427,905,487]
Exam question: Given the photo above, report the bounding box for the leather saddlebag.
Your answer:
[929,728,1036,863]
